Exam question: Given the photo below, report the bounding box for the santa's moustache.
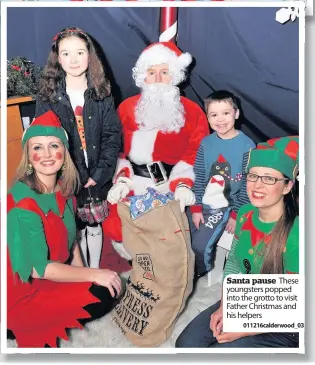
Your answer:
[135,83,185,133]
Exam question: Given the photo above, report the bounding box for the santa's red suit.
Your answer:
[116,94,209,193]
[103,95,209,251]
[103,42,209,258]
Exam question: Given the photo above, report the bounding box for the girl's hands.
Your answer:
[84,178,97,188]
[93,269,122,297]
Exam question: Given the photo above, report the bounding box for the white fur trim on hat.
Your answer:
[132,43,192,87]
[178,52,193,68]
[136,44,192,71]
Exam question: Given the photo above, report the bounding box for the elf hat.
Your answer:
[246,136,299,181]
[133,42,192,86]
[22,110,69,149]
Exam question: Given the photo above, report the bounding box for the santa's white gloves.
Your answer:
[107,178,196,210]
[107,177,133,204]
[174,185,196,213]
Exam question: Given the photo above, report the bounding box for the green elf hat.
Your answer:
[22,110,69,149]
[246,136,299,181]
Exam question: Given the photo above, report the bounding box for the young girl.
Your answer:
[7,111,121,347]
[176,136,299,348]
[36,27,122,269]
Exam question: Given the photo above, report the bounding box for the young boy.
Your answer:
[189,90,256,278]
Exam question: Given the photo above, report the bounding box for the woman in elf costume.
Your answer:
[7,110,121,348]
[176,136,299,348]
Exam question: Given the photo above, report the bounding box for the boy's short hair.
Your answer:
[204,90,239,112]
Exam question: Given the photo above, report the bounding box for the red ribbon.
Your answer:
[53,29,86,42]
[53,32,61,42]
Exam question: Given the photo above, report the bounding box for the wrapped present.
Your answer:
[128,188,174,220]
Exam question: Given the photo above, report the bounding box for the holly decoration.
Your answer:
[7,56,42,98]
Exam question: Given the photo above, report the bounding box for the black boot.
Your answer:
[7,329,15,340]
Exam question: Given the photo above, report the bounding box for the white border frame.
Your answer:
[0,0,305,355]
[306,0,313,15]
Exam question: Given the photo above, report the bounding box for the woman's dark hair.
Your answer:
[259,178,298,274]
[38,27,111,102]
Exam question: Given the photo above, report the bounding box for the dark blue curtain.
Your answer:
[7,6,299,142]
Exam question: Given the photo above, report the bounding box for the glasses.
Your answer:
[246,173,289,186]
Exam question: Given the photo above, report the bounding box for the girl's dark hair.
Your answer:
[259,179,298,274]
[38,27,111,102]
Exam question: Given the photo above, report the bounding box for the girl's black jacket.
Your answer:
[35,79,122,206]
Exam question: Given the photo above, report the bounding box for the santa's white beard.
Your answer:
[135,83,185,133]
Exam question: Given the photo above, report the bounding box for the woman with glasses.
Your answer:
[176,136,299,348]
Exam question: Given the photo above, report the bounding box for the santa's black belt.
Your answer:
[130,161,174,178]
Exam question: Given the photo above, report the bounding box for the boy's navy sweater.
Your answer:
[191,131,256,218]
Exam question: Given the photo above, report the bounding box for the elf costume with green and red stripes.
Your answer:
[223,136,299,278]
[223,203,299,277]
[7,111,101,347]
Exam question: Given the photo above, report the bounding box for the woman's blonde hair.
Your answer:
[13,141,80,197]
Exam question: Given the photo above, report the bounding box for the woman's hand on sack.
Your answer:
[210,304,223,337]
[107,177,132,204]
[84,178,97,188]
[174,186,196,213]
[225,217,236,234]
[192,212,205,230]
[215,332,251,344]
[93,269,122,297]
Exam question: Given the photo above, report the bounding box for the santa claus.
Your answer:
[105,41,209,258]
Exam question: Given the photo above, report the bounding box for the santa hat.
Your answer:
[137,42,192,70]
[22,110,69,149]
[133,42,192,86]
[246,136,299,181]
